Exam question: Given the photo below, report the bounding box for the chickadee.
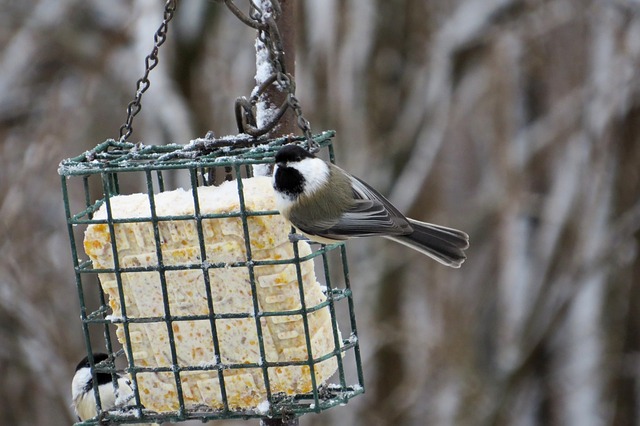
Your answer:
[72,353,154,425]
[272,145,469,267]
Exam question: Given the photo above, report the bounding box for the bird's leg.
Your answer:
[98,410,109,425]
[288,233,310,243]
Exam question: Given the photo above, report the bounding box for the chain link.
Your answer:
[118,0,178,142]
[224,0,318,151]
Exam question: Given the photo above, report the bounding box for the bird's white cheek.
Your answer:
[74,392,98,421]
[73,383,120,420]
[291,158,329,194]
[72,368,92,401]
[72,370,133,421]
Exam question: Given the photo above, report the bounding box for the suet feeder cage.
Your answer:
[59,132,364,425]
[59,1,364,424]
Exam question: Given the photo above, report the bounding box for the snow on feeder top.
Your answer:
[59,1,363,425]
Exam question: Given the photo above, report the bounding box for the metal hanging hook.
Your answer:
[221,0,319,152]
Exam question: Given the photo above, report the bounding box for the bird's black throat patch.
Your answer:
[82,372,115,393]
[76,353,114,391]
[274,166,305,197]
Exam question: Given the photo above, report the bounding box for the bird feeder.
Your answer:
[59,132,364,425]
[59,1,364,424]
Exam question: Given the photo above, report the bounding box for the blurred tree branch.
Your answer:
[2,1,640,425]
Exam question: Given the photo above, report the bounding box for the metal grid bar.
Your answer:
[144,168,189,416]
[82,290,352,324]
[321,249,348,403]
[188,168,232,413]
[340,244,365,389]
[62,175,108,416]
[59,132,335,176]
[327,142,365,389]
[291,238,320,410]
[102,172,145,419]
[236,165,276,410]
[75,246,335,273]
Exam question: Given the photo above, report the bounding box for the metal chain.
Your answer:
[118,0,178,142]
[222,0,318,151]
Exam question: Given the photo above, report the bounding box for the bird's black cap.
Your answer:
[75,352,109,372]
[275,145,315,164]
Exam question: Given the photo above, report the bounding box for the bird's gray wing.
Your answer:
[295,172,413,239]
[348,174,410,219]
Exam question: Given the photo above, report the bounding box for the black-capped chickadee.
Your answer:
[272,145,469,267]
[72,353,154,425]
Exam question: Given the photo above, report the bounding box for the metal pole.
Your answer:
[271,0,296,136]
[257,1,299,422]
[259,0,297,136]
[260,417,300,426]
[260,0,300,426]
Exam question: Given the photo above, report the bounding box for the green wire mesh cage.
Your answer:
[59,131,364,425]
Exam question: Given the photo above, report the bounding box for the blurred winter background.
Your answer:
[2,0,640,425]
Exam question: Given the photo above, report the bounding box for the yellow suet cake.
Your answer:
[84,177,339,412]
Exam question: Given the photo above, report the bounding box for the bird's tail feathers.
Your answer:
[385,219,469,268]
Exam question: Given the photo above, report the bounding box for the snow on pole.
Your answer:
[253,0,297,177]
